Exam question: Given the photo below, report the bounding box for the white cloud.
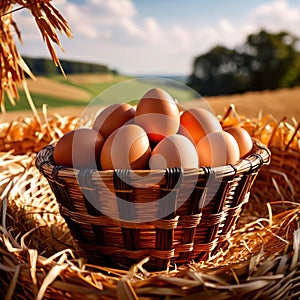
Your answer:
[63,3,100,39]
[12,0,300,75]
[169,26,191,52]
[87,0,136,18]
[249,0,300,34]
[143,17,164,44]
[118,17,144,40]
[192,21,244,55]
[190,0,300,58]
[218,19,235,34]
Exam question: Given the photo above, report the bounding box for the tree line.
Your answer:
[23,56,116,76]
[187,30,300,96]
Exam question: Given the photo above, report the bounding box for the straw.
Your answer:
[1,107,300,299]
[0,0,72,113]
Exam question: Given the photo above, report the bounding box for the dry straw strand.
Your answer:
[0,0,72,112]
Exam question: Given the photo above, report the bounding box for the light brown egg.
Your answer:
[224,126,253,158]
[53,128,105,169]
[179,107,222,145]
[100,124,150,170]
[135,88,180,143]
[92,103,135,138]
[149,134,198,169]
[196,131,240,167]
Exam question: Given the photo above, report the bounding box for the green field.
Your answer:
[4,91,86,111]
[4,74,130,111]
[4,74,195,112]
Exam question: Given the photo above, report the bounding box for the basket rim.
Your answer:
[35,139,270,180]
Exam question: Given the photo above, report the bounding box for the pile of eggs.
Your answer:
[53,88,253,170]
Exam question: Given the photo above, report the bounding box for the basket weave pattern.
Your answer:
[36,140,270,270]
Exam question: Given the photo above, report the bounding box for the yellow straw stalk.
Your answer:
[0,0,72,112]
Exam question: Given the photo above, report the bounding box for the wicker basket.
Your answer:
[35,139,270,270]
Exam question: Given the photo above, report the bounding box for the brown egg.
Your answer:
[196,131,240,167]
[135,88,180,143]
[53,128,105,169]
[100,124,150,170]
[92,103,135,138]
[149,134,198,169]
[179,107,222,145]
[224,126,253,158]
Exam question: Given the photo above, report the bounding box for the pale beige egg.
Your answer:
[196,131,240,167]
[149,134,198,169]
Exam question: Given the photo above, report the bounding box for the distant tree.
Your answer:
[188,30,300,96]
[188,45,250,95]
[281,55,300,87]
[24,57,57,76]
[23,56,112,76]
[245,30,300,90]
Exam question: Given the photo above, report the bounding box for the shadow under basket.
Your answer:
[35,140,270,271]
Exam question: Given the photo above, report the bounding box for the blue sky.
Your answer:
[14,0,300,75]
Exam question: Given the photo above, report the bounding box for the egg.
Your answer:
[224,126,253,158]
[100,124,150,170]
[179,107,222,145]
[149,134,198,169]
[53,128,105,169]
[135,88,180,143]
[92,103,135,138]
[196,131,240,167]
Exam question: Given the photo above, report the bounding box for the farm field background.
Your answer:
[1,74,300,122]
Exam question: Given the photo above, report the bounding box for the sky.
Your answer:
[14,0,300,76]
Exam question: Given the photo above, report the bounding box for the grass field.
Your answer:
[1,73,300,122]
[3,74,131,111]
[4,74,196,112]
